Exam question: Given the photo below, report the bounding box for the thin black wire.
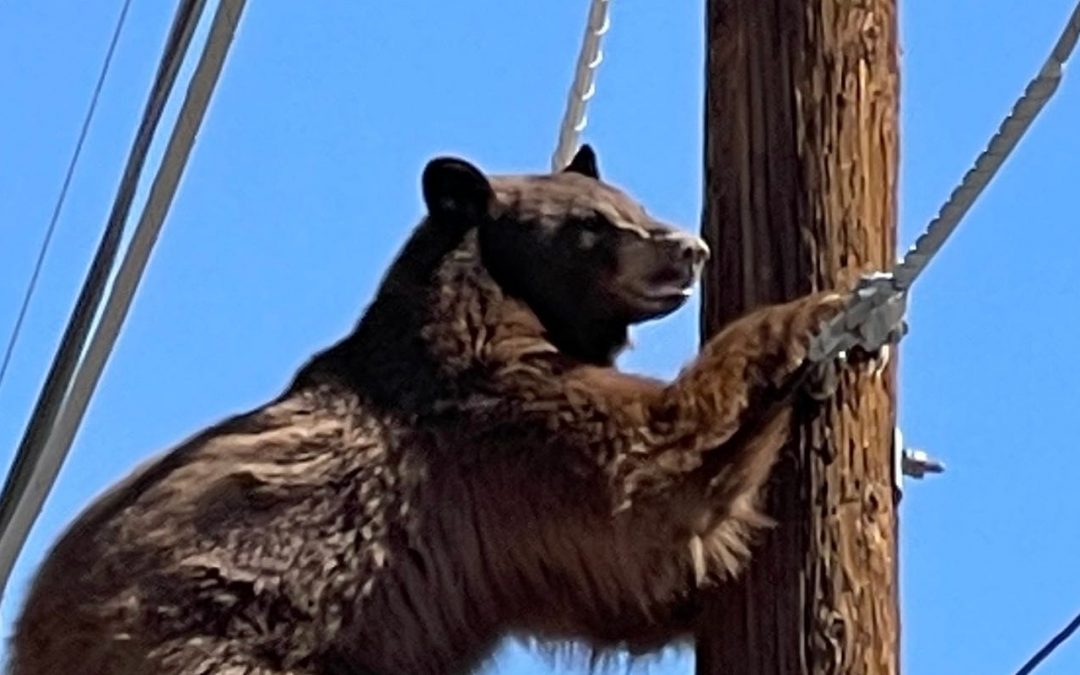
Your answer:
[0,0,133,392]
[1015,609,1080,675]
[0,0,207,555]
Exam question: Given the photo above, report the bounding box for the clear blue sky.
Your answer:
[1,2,1078,673]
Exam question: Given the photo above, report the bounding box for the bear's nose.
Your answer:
[681,236,710,265]
[665,233,710,266]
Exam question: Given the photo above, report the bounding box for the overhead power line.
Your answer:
[1010,604,1080,673]
[0,0,133,393]
[1,0,247,596]
[0,0,214,599]
[1015,608,1080,675]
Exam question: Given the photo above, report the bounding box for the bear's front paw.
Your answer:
[761,292,848,387]
[796,292,847,338]
[790,292,848,361]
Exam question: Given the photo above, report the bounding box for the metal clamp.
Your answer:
[809,272,909,364]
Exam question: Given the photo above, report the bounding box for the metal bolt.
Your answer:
[901,448,945,478]
[893,427,945,490]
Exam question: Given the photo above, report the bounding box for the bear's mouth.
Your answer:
[615,255,704,319]
[638,284,695,302]
[626,274,699,315]
[640,265,700,301]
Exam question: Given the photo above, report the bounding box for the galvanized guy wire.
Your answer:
[811,1,1080,363]
[551,0,611,171]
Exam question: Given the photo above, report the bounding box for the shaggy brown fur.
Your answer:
[9,146,856,675]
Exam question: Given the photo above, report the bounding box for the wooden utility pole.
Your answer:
[695,1,900,674]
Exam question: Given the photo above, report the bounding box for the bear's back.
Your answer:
[9,386,405,674]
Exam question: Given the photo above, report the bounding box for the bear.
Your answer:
[8,145,876,675]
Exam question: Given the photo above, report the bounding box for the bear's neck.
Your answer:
[528,307,629,366]
[287,287,448,415]
[288,218,474,414]
[291,232,627,414]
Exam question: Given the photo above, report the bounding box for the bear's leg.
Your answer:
[571,290,850,516]
[580,292,852,594]
[662,292,846,499]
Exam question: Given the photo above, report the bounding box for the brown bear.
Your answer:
[9,146,864,675]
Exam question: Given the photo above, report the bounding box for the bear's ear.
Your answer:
[561,144,600,179]
[422,157,495,222]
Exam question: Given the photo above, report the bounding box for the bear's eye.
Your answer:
[578,216,605,233]
[576,217,607,249]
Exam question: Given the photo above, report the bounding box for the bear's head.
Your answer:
[421,145,710,365]
[296,147,709,408]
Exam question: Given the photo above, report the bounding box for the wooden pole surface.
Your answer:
[696,1,901,673]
